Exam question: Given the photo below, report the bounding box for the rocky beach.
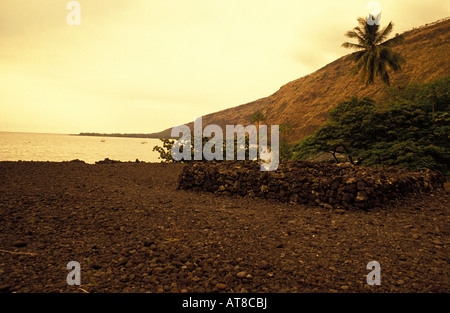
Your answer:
[0,161,448,293]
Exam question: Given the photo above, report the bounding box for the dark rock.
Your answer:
[91,263,102,270]
[356,180,366,191]
[356,191,369,202]
[13,240,27,248]
[143,239,154,247]
[0,285,11,292]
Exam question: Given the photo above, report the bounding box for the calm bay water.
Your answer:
[0,132,163,163]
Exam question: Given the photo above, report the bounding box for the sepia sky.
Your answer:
[0,0,449,134]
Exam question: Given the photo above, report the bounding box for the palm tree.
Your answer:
[251,111,266,130]
[342,17,405,85]
[251,111,266,161]
[251,111,267,142]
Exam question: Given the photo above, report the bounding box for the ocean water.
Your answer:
[0,132,163,163]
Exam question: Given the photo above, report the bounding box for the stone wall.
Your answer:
[177,161,446,209]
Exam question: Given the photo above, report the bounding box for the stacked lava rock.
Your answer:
[177,161,445,209]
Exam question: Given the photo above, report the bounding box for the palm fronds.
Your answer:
[342,17,405,85]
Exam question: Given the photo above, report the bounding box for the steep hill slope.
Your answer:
[154,18,450,143]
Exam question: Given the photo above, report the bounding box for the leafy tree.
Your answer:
[152,138,178,163]
[342,17,405,85]
[152,134,253,163]
[382,76,450,113]
[292,78,450,176]
[293,97,378,164]
[153,135,216,163]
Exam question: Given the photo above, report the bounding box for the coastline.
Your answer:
[0,161,448,293]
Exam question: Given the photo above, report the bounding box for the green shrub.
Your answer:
[292,77,450,176]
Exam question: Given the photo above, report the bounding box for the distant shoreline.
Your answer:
[0,158,160,165]
[77,132,172,139]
